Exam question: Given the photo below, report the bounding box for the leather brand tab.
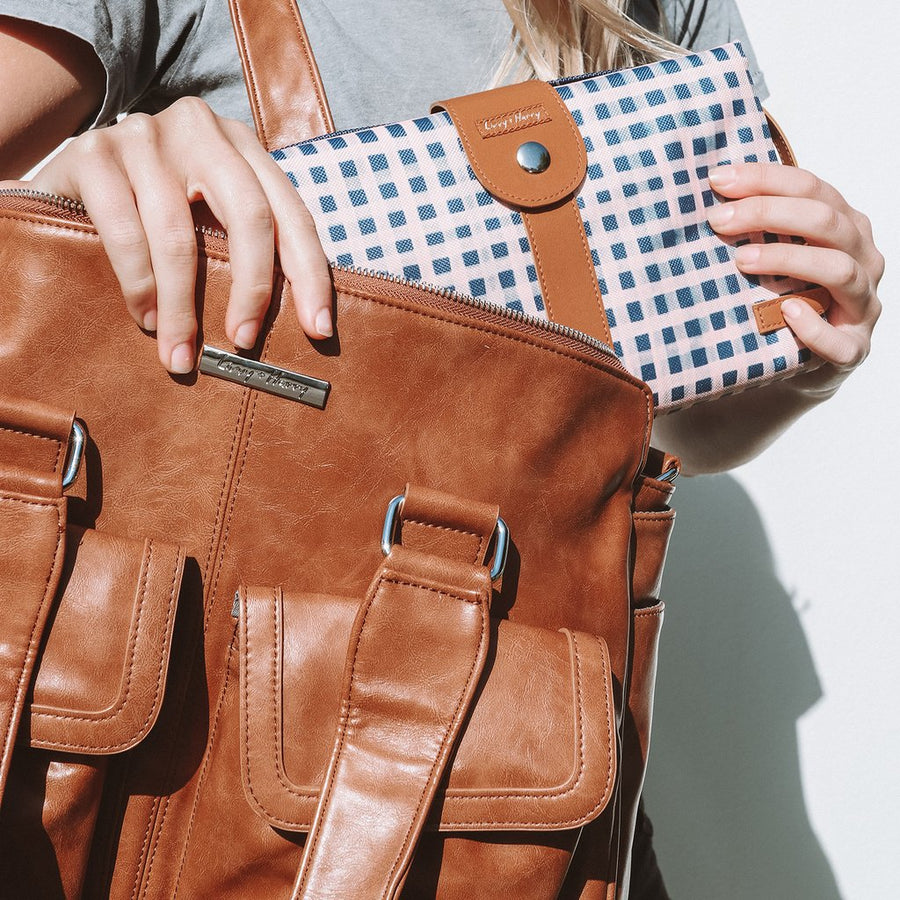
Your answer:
[477,104,552,139]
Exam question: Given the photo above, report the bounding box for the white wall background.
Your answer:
[643,2,900,897]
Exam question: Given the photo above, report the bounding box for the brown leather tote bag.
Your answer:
[0,2,677,897]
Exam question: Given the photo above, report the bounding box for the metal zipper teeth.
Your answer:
[1,189,616,360]
[0,186,87,215]
[333,263,617,359]
[0,188,229,240]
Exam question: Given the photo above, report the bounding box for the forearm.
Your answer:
[651,375,835,475]
[0,16,104,178]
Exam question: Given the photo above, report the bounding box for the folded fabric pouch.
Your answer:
[273,42,828,412]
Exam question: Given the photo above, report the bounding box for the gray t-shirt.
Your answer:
[1,0,768,133]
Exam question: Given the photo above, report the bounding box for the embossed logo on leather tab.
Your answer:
[477,104,551,139]
[199,346,330,408]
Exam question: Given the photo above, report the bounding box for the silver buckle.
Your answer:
[381,494,509,581]
[62,420,86,489]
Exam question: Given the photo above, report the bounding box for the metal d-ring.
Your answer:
[61,420,86,490]
[381,494,510,581]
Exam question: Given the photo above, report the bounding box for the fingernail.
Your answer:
[315,308,333,338]
[170,342,195,374]
[735,245,761,265]
[781,299,802,320]
[234,321,258,349]
[142,310,157,332]
[708,166,736,188]
[707,204,735,227]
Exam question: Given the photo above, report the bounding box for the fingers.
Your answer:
[780,297,869,371]
[219,118,333,340]
[26,97,334,375]
[708,162,884,379]
[707,194,862,256]
[33,132,159,332]
[734,243,880,327]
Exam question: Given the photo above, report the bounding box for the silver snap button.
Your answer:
[516,141,551,174]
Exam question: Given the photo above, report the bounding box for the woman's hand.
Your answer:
[4,97,332,374]
[653,162,883,474]
[707,162,884,398]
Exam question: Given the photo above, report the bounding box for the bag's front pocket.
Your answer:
[236,585,617,899]
[0,526,184,899]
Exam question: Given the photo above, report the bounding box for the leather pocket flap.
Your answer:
[27,527,185,754]
[239,587,616,832]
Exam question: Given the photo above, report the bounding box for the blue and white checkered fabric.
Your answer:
[273,43,812,411]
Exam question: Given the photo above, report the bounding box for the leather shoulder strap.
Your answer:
[227,0,334,149]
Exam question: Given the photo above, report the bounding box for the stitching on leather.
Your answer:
[634,608,664,619]
[402,518,485,564]
[569,197,613,346]
[633,511,674,522]
[285,0,333,135]
[0,497,62,786]
[230,3,269,147]
[437,631,614,828]
[139,349,254,895]
[294,575,485,895]
[447,88,584,204]
[522,210,554,321]
[33,544,181,754]
[0,425,64,477]
[205,390,258,633]
[170,620,239,898]
[129,805,158,900]
[0,211,95,235]
[382,588,487,896]
[444,629,589,805]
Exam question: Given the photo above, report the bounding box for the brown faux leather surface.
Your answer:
[28,527,185,755]
[0,401,70,803]
[239,586,616,834]
[522,198,614,347]
[752,285,833,335]
[290,542,492,899]
[437,81,614,349]
[0,5,682,896]
[0,191,652,898]
[228,0,334,149]
[435,81,587,209]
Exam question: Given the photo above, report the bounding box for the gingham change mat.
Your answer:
[272,43,814,411]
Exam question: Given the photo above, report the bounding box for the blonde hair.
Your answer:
[493,0,683,85]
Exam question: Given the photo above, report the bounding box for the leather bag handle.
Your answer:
[290,487,497,899]
[227,0,334,149]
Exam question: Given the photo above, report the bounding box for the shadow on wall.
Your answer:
[642,474,842,900]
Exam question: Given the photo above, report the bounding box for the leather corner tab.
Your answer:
[434,81,587,209]
[752,286,832,335]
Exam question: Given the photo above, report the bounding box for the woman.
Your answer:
[0,1,884,896]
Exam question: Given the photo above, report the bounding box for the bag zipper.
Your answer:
[0,187,619,362]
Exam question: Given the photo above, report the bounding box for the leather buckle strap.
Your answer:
[0,397,75,803]
[291,487,495,899]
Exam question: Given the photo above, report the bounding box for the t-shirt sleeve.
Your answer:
[0,0,251,129]
[660,0,769,100]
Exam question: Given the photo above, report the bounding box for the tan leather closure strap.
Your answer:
[764,110,797,168]
[228,0,334,149]
[0,398,72,803]
[753,285,832,335]
[292,536,492,900]
[522,198,613,347]
[435,81,613,347]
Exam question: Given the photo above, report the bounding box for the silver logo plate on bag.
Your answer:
[199,346,330,409]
